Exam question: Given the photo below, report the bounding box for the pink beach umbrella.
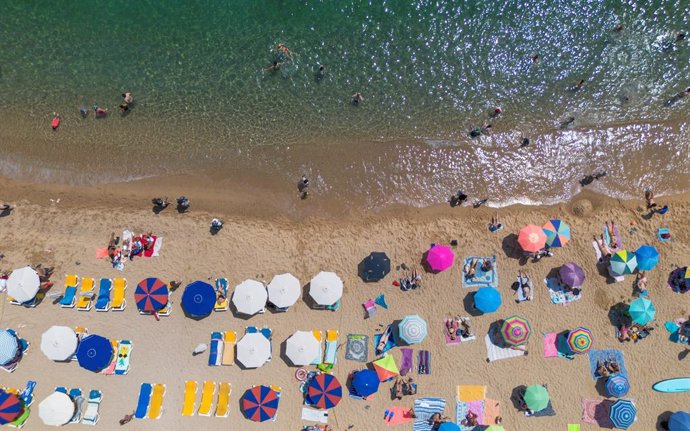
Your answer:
[425,244,455,272]
[518,225,547,253]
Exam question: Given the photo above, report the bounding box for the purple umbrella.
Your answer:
[559,262,585,288]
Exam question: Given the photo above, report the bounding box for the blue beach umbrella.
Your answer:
[358,252,391,282]
[628,297,656,325]
[76,335,113,372]
[181,281,216,318]
[609,399,637,429]
[437,423,461,431]
[351,369,379,397]
[474,287,501,313]
[605,375,630,398]
[0,330,19,366]
[635,245,659,271]
[669,411,690,431]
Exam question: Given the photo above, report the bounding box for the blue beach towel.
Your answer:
[461,256,498,289]
[374,325,396,355]
[413,397,446,431]
[658,228,671,242]
[134,383,152,419]
[545,278,582,305]
[588,349,628,381]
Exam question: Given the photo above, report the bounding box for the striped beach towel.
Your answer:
[413,397,446,431]
[485,334,526,362]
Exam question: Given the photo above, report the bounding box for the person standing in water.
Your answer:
[50,112,60,130]
[351,92,364,105]
[298,175,309,199]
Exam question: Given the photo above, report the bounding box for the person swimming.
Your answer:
[351,92,364,105]
[666,87,690,106]
[93,104,108,118]
[567,79,585,91]
[50,112,60,130]
[79,106,89,118]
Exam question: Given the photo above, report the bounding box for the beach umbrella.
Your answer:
[309,272,343,306]
[40,326,78,361]
[437,423,461,431]
[306,373,342,409]
[518,225,547,253]
[485,427,506,431]
[524,385,549,412]
[242,385,279,422]
[352,369,379,397]
[629,297,656,325]
[567,327,593,354]
[669,411,690,431]
[285,331,321,366]
[236,333,271,368]
[0,330,19,366]
[0,390,21,424]
[559,262,586,288]
[38,392,74,426]
[610,251,637,276]
[474,286,502,313]
[267,273,301,308]
[684,267,690,285]
[605,375,630,398]
[609,399,637,429]
[398,314,428,344]
[181,281,216,318]
[359,252,391,282]
[134,277,169,313]
[76,335,113,372]
[7,266,39,304]
[233,280,268,315]
[542,219,571,248]
[501,316,532,346]
[372,354,400,382]
[425,244,455,272]
[635,245,659,271]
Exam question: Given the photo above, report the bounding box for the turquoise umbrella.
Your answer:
[629,297,655,324]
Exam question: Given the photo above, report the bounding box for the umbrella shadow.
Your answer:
[656,411,673,430]
[229,301,256,321]
[419,252,436,274]
[607,302,631,327]
[0,207,13,218]
[301,283,319,310]
[594,378,609,397]
[278,339,296,367]
[501,234,526,263]
[509,385,527,411]
[462,292,484,317]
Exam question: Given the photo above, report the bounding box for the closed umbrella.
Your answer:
[0,390,21,424]
[669,411,690,431]
[518,225,547,253]
[242,386,279,422]
[609,399,636,429]
[236,333,271,368]
[542,219,571,248]
[306,374,342,409]
[605,375,630,398]
[635,245,659,271]
[501,316,531,346]
[41,326,78,361]
[474,287,501,313]
[559,262,586,288]
[610,251,637,276]
[359,252,391,282]
[352,369,379,397]
[267,273,300,308]
[76,335,113,372]
[38,392,74,426]
[232,280,268,315]
[629,297,656,325]
[524,385,549,412]
[134,278,169,313]
[425,245,454,272]
[285,331,320,366]
[0,330,19,366]
[398,315,428,344]
[309,272,343,306]
[181,281,216,318]
[7,267,39,304]
[566,327,593,354]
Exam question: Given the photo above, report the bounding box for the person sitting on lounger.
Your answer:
[464,258,479,279]
[594,235,613,260]
[461,410,479,426]
[606,221,618,248]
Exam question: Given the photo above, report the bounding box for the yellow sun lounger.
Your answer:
[147,384,166,419]
[215,382,231,418]
[221,331,236,366]
[181,380,197,417]
[111,278,126,311]
[65,274,79,288]
[198,381,216,417]
[77,277,94,311]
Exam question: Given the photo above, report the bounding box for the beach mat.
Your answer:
[417,350,430,374]
[302,407,328,424]
[543,333,558,358]
[456,385,486,402]
[413,397,446,431]
[400,348,413,376]
[345,334,369,362]
[485,334,526,362]
[456,400,484,430]
[582,399,614,428]
[545,277,582,305]
[384,406,414,426]
[461,256,497,289]
[587,349,628,380]
[374,327,396,355]
[96,247,109,259]
[444,318,476,345]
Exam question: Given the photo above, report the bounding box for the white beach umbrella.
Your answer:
[39,392,75,426]
[267,273,301,308]
[309,271,343,306]
[236,332,271,368]
[41,326,78,361]
[285,331,321,366]
[232,280,268,315]
[7,266,40,303]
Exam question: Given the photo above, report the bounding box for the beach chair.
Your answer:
[102,339,119,375]
[261,327,273,340]
[327,300,341,311]
[115,340,132,375]
[68,388,84,423]
[111,278,127,311]
[55,386,68,394]
[95,278,112,311]
[157,299,172,317]
[65,274,79,288]
[181,381,197,417]
[324,330,339,364]
[208,332,223,366]
[214,278,229,312]
[221,331,236,366]
[310,331,324,365]
[147,384,165,419]
[246,326,258,334]
[198,381,216,417]
[77,277,95,311]
[134,383,152,419]
[215,382,231,418]
[270,386,282,421]
[82,390,102,425]
[60,282,78,308]
[362,299,377,318]
[20,380,36,407]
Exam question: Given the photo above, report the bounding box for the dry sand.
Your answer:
[0,176,689,430]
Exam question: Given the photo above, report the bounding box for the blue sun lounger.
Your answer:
[134,383,153,419]
[60,286,77,307]
[95,278,112,311]
[208,332,223,366]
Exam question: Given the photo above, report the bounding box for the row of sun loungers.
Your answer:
[135,383,166,420]
[59,275,126,311]
[181,381,232,417]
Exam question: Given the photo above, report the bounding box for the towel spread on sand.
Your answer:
[456,385,486,402]
[400,348,413,376]
[461,256,498,289]
[483,399,501,425]
[545,277,582,305]
[456,400,484,430]
[383,406,414,426]
[582,399,614,428]
[444,318,476,345]
[543,333,559,358]
[603,224,622,252]
[413,398,446,431]
[485,334,526,362]
[96,247,109,259]
[152,236,163,257]
[587,349,628,380]
[143,235,157,257]
[345,334,369,362]
[301,407,328,424]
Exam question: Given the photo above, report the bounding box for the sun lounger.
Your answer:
[310,331,323,365]
[324,330,338,364]
[69,388,84,423]
[134,383,152,419]
[55,386,67,394]
[214,278,229,312]
[155,299,172,316]
[215,382,231,418]
[60,285,77,308]
[302,407,329,424]
[7,406,30,428]
[81,389,102,425]
[20,380,36,407]
[261,327,273,340]
[95,278,112,311]
[221,331,236,366]
[270,386,282,421]
[102,339,119,375]
[363,299,377,318]
[181,380,197,417]
[208,332,223,366]
[77,277,94,311]
[65,274,79,288]
[400,348,413,376]
[147,384,165,419]
[246,326,258,333]
[198,381,216,417]
[111,278,126,311]
[115,340,132,375]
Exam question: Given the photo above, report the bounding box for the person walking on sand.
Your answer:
[644,188,657,209]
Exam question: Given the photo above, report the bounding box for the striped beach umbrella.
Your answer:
[605,375,630,398]
[134,278,169,313]
[306,373,342,409]
[501,316,532,346]
[610,251,637,276]
[567,327,593,354]
[425,244,455,272]
[76,335,113,372]
[0,390,21,424]
[7,266,39,304]
[524,385,549,412]
[398,314,428,344]
[242,385,279,422]
[609,399,637,429]
[542,219,571,248]
[559,262,586,288]
[0,330,19,366]
[634,245,659,271]
[518,225,547,253]
[629,297,656,325]
[181,281,216,318]
[474,286,502,313]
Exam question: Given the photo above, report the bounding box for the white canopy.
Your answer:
[39,392,75,426]
[41,326,78,361]
[236,332,271,368]
[309,271,343,306]
[285,331,321,366]
[232,280,268,315]
[267,273,301,308]
[7,266,40,303]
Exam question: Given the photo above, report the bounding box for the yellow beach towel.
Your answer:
[457,385,486,402]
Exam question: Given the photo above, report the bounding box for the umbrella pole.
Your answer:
[153,312,160,321]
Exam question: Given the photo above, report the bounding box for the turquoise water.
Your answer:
[1,1,688,207]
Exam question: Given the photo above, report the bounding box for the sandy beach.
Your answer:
[0,176,689,430]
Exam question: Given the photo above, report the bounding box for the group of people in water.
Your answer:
[50,93,134,131]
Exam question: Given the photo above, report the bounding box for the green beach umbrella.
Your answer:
[485,427,506,431]
[610,250,637,276]
[524,385,549,412]
[628,297,655,324]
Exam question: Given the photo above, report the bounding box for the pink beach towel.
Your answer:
[466,401,484,425]
[483,399,500,426]
[96,247,109,259]
[384,406,415,426]
[143,236,157,257]
[582,399,614,428]
[543,333,559,358]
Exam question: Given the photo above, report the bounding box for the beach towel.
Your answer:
[587,349,628,380]
[485,333,526,362]
[374,325,396,355]
[95,247,109,259]
[545,277,582,305]
[603,224,622,252]
[345,334,369,362]
[375,294,388,309]
[516,275,534,302]
[301,407,328,424]
[413,397,446,431]
[456,400,484,430]
[384,406,415,426]
[417,350,430,374]
[121,230,133,255]
[543,333,559,358]
[399,348,413,376]
[483,399,500,425]
[115,340,132,375]
[568,425,581,431]
[658,227,671,242]
[143,236,157,257]
[444,318,476,345]
[457,385,486,402]
[461,256,498,289]
[582,399,614,428]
